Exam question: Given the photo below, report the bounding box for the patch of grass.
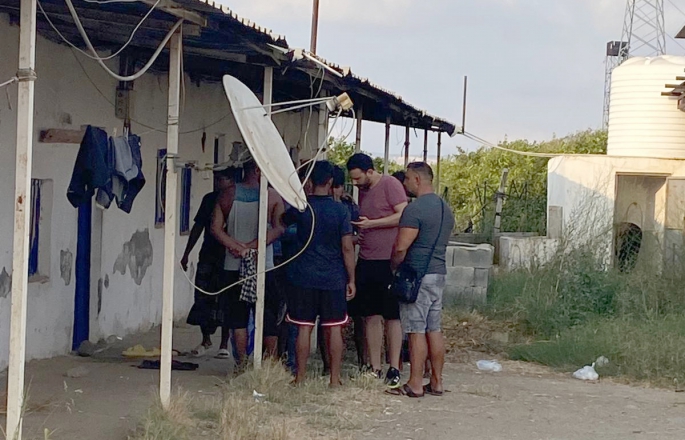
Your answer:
[482,239,685,386]
[130,360,386,440]
[509,315,685,386]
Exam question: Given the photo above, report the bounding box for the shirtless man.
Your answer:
[211,160,285,368]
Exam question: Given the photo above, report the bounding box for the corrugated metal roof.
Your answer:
[179,0,287,46]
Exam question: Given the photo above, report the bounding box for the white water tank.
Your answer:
[607,56,685,158]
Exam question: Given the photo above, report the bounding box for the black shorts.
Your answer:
[217,270,282,337]
[348,259,399,320]
[186,262,221,333]
[286,285,348,327]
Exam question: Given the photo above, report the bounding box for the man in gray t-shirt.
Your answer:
[391,162,454,398]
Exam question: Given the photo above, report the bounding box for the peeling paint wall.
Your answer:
[60,249,73,286]
[113,230,153,286]
[0,15,319,369]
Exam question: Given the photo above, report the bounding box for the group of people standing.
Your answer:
[181,152,454,396]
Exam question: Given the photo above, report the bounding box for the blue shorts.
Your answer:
[399,274,445,334]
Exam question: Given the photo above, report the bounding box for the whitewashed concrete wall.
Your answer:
[547,155,685,265]
[0,14,320,369]
[499,236,560,271]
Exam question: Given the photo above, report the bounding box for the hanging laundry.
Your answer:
[67,125,109,208]
[92,131,146,213]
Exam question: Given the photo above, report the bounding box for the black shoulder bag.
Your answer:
[389,200,445,304]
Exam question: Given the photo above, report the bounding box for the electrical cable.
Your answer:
[38,0,162,62]
[179,202,317,296]
[64,0,182,82]
[70,48,232,134]
[0,77,18,89]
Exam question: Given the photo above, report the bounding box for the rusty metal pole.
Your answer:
[423,129,428,162]
[404,126,410,167]
[310,0,320,54]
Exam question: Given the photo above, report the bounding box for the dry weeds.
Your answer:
[130,360,387,440]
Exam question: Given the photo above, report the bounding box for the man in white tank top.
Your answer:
[211,160,285,369]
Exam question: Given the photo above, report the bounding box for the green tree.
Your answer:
[439,129,607,235]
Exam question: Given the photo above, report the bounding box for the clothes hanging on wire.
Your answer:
[67,125,145,212]
[97,134,146,213]
[67,125,109,208]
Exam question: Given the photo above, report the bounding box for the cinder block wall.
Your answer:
[444,243,494,307]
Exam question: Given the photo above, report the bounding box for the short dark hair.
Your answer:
[391,171,405,184]
[310,160,334,187]
[332,165,345,188]
[346,153,374,172]
[407,162,434,181]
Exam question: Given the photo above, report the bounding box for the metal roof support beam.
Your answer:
[436,132,442,192]
[404,126,410,167]
[384,116,391,175]
[140,0,207,26]
[423,129,428,162]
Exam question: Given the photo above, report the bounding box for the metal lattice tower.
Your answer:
[602,0,666,129]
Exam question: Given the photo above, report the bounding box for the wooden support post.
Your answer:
[404,126,410,167]
[160,28,182,409]
[254,66,273,369]
[6,0,37,438]
[423,129,428,162]
[384,116,391,174]
[436,132,442,192]
[493,169,509,236]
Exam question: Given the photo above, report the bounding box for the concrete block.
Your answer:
[449,243,494,268]
[443,285,487,307]
[548,206,563,239]
[474,268,490,287]
[446,266,475,287]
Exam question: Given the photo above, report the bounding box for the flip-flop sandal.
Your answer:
[214,349,230,360]
[423,384,444,396]
[190,345,208,358]
[385,384,424,398]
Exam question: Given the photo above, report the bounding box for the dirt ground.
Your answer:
[2,325,684,440]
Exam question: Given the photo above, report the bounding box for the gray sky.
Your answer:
[224,0,685,158]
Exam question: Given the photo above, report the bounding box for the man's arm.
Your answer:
[210,190,245,257]
[391,227,419,271]
[180,222,204,271]
[342,234,356,300]
[352,201,408,230]
[245,189,285,249]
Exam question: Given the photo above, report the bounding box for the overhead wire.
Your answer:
[38,0,162,62]
[0,77,18,89]
[63,0,182,82]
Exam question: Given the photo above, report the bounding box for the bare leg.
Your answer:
[365,315,383,371]
[295,326,313,384]
[353,316,366,367]
[233,328,248,365]
[264,336,278,359]
[426,331,445,392]
[323,326,344,388]
[407,333,428,394]
[385,319,402,370]
[318,323,330,374]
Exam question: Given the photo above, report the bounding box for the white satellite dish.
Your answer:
[222,75,308,211]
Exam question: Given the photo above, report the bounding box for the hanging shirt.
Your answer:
[67,125,109,208]
[223,183,274,272]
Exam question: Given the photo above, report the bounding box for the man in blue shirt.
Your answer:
[283,161,356,387]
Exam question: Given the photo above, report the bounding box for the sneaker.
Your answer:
[384,367,401,389]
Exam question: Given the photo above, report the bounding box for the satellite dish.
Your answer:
[222,75,308,211]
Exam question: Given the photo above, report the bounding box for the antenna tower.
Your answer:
[602,0,666,128]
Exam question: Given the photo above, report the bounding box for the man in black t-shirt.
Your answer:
[283,161,356,387]
[181,168,235,357]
